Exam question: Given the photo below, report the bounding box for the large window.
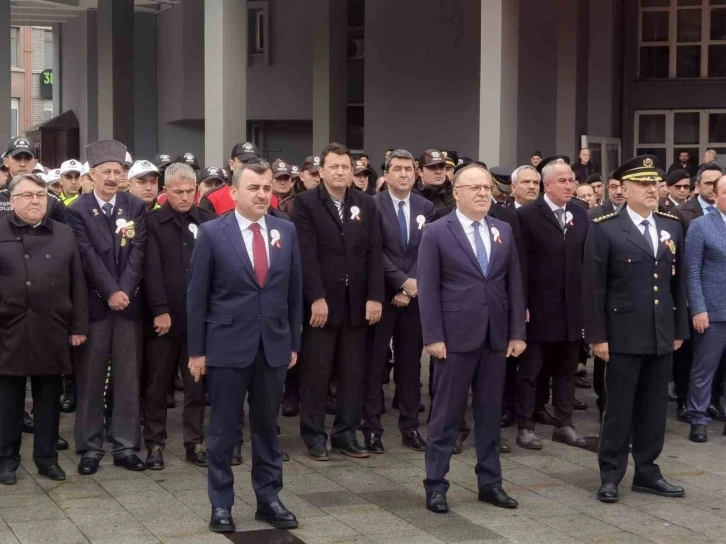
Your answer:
[10,27,18,67]
[248,1,269,66]
[44,30,53,70]
[10,99,19,138]
[634,109,726,168]
[639,0,726,79]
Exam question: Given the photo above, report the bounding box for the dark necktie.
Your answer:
[641,219,655,256]
[554,208,566,231]
[397,201,407,247]
[249,223,268,286]
[472,221,489,276]
[707,205,715,213]
[102,203,113,218]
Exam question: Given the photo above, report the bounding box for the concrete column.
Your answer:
[205,0,247,167]
[52,24,62,118]
[478,0,519,167]
[0,1,9,143]
[97,0,134,147]
[86,11,98,146]
[312,0,347,154]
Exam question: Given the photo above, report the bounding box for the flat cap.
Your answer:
[271,158,292,179]
[301,155,321,173]
[230,142,259,162]
[419,149,446,168]
[490,166,513,194]
[85,139,127,168]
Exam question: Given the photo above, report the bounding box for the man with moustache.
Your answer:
[588,174,627,220]
[128,161,161,212]
[413,149,455,220]
[511,165,541,208]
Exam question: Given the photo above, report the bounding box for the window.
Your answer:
[248,2,269,66]
[639,0,726,78]
[44,30,53,70]
[10,99,19,138]
[10,27,18,67]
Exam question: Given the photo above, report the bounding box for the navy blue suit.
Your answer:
[187,212,302,509]
[418,209,525,493]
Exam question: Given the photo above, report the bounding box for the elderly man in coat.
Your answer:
[0,173,88,485]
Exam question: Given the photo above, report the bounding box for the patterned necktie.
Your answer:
[641,220,655,256]
[102,203,113,218]
[707,205,715,213]
[248,223,268,286]
[554,208,566,231]
[397,201,408,247]
[333,200,343,221]
[472,221,489,276]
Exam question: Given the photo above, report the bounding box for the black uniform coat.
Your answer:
[587,200,617,220]
[291,183,384,328]
[0,214,88,376]
[65,192,147,321]
[582,209,689,355]
[412,180,455,221]
[517,195,589,343]
[143,203,215,337]
[673,197,705,234]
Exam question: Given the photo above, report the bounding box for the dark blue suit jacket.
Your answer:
[65,191,146,321]
[186,212,303,368]
[418,209,526,353]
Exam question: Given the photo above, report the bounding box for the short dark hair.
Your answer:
[384,149,416,172]
[359,153,369,160]
[7,173,46,194]
[231,161,271,188]
[679,150,690,156]
[696,162,723,184]
[320,142,352,168]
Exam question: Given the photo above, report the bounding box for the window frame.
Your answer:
[10,27,19,68]
[248,1,270,66]
[10,98,19,138]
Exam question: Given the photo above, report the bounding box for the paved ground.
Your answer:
[4,361,726,544]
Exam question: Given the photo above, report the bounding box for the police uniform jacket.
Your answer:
[412,179,455,221]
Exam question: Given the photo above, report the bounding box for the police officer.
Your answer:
[583,155,689,503]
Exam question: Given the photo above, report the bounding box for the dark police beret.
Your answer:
[536,155,570,174]
[664,168,690,186]
[584,172,603,184]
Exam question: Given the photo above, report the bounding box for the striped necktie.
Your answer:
[333,200,343,221]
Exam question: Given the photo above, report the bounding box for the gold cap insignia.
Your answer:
[643,157,654,168]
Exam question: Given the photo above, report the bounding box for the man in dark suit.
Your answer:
[362,150,435,454]
[65,139,147,475]
[587,174,626,221]
[515,157,589,450]
[187,162,303,533]
[419,161,526,514]
[584,156,689,503]
[142,163,215,470]
[292,142,384,460]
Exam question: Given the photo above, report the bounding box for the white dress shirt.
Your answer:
[235,211,270,266]
[514,201,523,209]
[94,191,117,211]
[390,192,411,243]
[626,206,657,256]
[456,208,491,261]
[543,193,564,215]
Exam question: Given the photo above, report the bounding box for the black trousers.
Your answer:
[516,340,580,430]
[501,357,518,414]
[362,306,423,436]
[599,352,670,485]
[143,334,206,451]
[673,338,693,403]
[0,376,62,471]
[593,356,608,414]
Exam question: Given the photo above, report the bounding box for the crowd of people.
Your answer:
[0,134,725,534]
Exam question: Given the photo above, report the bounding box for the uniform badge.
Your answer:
[120,238,127,247]
[667,240,675,254]
[416,215,426,230]
[350,206,361,221]
[270,229,281,248]
[116,220,135,241]
[672,265,676,276]
[93,209,99,216]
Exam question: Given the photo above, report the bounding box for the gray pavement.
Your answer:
[4,361,726,544]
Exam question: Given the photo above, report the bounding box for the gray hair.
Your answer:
[705,149,718,161]
[231,161,271,188]
[7,173,46,195]
[164,162,197,187]
[541,161,573,182]
[384,149,416,172]
[511,165,540,185]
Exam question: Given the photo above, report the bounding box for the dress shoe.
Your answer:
[533,409,557,426]
[364,433,384,454]
[597,482,619,503]
[57,436,69,451]
[0,467,17,485]
[77,457,99,475]
[689,424,708,443]
[576,365,587,378]
[308,443,329,461]
[113,454,146,472]
[631,478,685,497]
[425,491,449,513]
[552,426,587,448]
[453,436,464,454]
[325,396,337,415]
[517,429,542,450]
[500,439,511,454]
[231,443,242,466]
[677,402,691,422]
[145,446,165,470]
[166,394,176,409]
[185,444,208,467]
[282,451,290,462]
[209,507,235,533]
[573,398,588,410]
[501,409,514,428]
[255,501,298,529]
[668,381,678,401]
[280,388,300,417]
[707,402,726,422]
[402,430,426,452]
[39,464,66,481]
[60,378,77,413]
[478,486,518,509]
[575,376,591,389]
[21,411,34,434]
[332,440,369,458]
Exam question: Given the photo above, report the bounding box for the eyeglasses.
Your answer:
[455,184,493,194]
[11,192,47,202]
[673,184,690,190]
[608,184,622,191]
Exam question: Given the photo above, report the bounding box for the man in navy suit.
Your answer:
[65,139,147,475]
[187,162,303,533]
[362,150,435,454]
[418,161,526,514]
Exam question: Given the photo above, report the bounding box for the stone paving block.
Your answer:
[287,515,362,541]
[297,490,370,509]
[537,512,623,537]
[322,467,406,493]
[8,519,89,544]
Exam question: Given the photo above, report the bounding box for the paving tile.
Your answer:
[71,511,158,542]
[8,519,89,544]
[537,513,622,537]
[297,490,370,509]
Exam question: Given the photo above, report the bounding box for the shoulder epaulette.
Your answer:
[594,212,618,223]
[655,210,680,221]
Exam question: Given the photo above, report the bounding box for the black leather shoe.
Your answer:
[281,451,290,462]
[533,409,557,426]
[308,443,329,461]
[689,424,708,443]
[0,467,17,485]
[478,486,518,509]
[332,440,369,458]
[500,439,511,454]
[552,426,587,448]
[57,436,69,451]
[113,454,146,472]
[453,436,464,454]
[573,398,588,411]
[501,410,514,428]
[231,443,242,466]
[209,507,235,533]
[255,501,298,529]
[575,376,591,389]
[426,491,449,513]
[77,458,99,476]
[364,433,384,454]
[166,394,176,409]
[185,444,208,467]
[60,378,77,413]
[145,446,164,470]
[707,403,726,422]
[39,464,66,481]
[597,482,619,503]
[677,403,691,423]
[280,389,300,417]
[402,430,426,451]
[632,478,685,497]
[21,411,34,434]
